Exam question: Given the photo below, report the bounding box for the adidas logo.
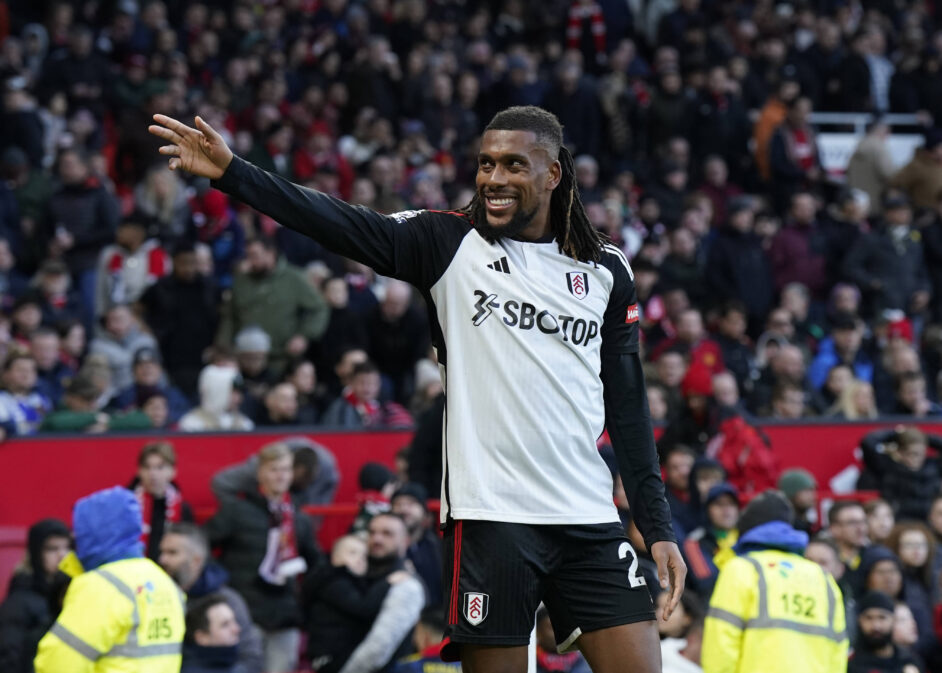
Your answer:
[486,257,510,274]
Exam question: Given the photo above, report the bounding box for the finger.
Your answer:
[158,145,181,156]
[168,158,180,171]
[664,559,685,621]
[656,556,669,590]
[668,566,683,613]
[148,125,185,145]
[153,113,197,138]
[195,115,222,142]
[674,555,688,587]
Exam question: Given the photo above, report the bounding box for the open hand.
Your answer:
[651,541,686,621]
[148,114,233,180]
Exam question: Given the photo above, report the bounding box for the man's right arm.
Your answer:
[151,114,468,288]
[212,156,467,289]
[210,458,258,502]
[859,429,896,473]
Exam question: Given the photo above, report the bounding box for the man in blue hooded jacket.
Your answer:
[34,486,186,672]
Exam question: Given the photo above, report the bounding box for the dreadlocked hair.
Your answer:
[460,106,610,264]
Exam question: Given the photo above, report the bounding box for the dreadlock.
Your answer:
[460,106,610,263]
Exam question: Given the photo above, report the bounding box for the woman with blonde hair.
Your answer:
[830,379,877,419]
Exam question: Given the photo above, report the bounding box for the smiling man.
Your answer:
[149,106,684,673]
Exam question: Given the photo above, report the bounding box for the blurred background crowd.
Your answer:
[0,0,939,438]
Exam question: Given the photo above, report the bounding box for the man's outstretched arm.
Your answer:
[149,114,464,287]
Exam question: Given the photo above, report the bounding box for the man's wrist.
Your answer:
[211,154,243,191]
[645,533,678,550]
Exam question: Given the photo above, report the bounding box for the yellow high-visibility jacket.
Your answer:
[34,556,185,673]
[702,548,848,673]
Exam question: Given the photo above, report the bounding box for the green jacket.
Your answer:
[40,409,153,433]
[217,258,329,364]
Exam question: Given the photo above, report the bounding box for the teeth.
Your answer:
[488,198,514,206]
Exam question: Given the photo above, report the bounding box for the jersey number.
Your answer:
[780,593,816,618]
[146,617,172,641]
[618,542,647,588]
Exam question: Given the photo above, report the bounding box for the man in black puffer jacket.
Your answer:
[859,426,942,520]
[0,519,71,673]
[205,442,321,673]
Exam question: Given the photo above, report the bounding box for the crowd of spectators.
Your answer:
[0,437,457,673]
[0,0,939,440]
[4,0,942,671]
[638,424,942,671]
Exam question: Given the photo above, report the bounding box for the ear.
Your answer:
[546,159,562,192]
[194,630,211,647]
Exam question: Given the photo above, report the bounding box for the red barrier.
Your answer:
[6,420,941,530]
[0,429,411,527]
[1,421,940,601]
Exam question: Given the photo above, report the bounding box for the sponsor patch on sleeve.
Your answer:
[625,303,639,324]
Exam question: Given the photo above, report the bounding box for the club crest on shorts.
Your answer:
[464,592,489,626]
[566,271,589,300]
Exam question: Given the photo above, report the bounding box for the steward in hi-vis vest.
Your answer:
[702,491,848,673]
[35,486,186,672]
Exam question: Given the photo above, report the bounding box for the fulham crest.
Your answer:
[464,592,489,626]
[566,271,589,300]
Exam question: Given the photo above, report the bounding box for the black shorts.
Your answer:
[441,520,654,661]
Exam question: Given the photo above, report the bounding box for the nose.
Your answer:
[487,165,508,187]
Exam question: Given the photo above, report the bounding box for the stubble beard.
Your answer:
[471,197,540,242]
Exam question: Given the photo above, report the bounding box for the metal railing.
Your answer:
[809,112,925,134]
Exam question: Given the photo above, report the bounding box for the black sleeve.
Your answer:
[0,592,32,673]
[599,254,640,355]
[601,350,676,549]
[212,156,471,290]
[306,571,391,620]
[860,429,896,474]
[599,254,674,547]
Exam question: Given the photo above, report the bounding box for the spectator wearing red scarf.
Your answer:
[769,97,822,212]
[94,211,169,318]
[205,442,320,673]
[128,441,193,561]
[321,360,413,428]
